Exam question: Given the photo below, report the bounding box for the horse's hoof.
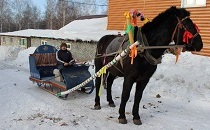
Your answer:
[119,118,127,124]
[94,105,101,110]
[109,103,116,107]
[133,119,142,125]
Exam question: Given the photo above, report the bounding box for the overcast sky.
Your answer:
[31,0,46,13]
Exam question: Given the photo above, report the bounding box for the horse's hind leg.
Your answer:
[106,73,116,107]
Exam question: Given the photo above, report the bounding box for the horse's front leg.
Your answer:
[132,79,150,125]
[94,77,102,109]
[118,77,134,124]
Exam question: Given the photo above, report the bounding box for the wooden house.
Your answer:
[107,0,210,56]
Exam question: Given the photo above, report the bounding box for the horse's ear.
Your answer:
[170,6,190,18]
[179,8,190,17]
[175,8,190,18]
[169,6,178,15]
[170,6,177,10]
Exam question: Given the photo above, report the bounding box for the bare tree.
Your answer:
[56,0,84,28]
[22,2,33,29]
[99,0,108,14]
[0,0,14,32]
[64,2,80,25]
[10,0,28,30]
[77,0,97,16]
[57,0,67,27]
[31,6,41,29]
[45,0,57,29]
[0,0,107,32]
[0,0,6,32]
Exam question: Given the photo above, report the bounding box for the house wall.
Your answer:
[70,42,97,61]
[0,36,28,48]
[0,36,97,61]
[31,38,97,61]
[107,0,210,56]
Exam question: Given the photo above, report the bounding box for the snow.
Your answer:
[59,17,124,41]
[1,45,210,130]
[0,17,210,129]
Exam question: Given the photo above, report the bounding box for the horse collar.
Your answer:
[137,28,162,65]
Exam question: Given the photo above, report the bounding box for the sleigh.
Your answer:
[29,45,94,96]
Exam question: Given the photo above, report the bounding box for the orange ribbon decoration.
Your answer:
[129,46,137,64]
[175,47,181,63]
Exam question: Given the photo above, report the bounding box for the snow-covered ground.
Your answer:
[0,44,210,130]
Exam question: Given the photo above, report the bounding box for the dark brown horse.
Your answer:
[94,6,203,125]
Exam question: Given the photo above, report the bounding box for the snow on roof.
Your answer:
[0,29,59,39]
[0,17,124,42]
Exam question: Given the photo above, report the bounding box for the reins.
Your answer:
[95,42,185,59]
[137,45,185,50]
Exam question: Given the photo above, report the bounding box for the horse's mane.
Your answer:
[142,6,190,33]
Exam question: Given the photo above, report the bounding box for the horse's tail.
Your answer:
[95,35,117,57]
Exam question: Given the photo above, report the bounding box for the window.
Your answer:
[2,37,6,43]
[3,37,6,43]
[10,38,13,43]
[19,38,25,46]
[182,0,206,8]
[66,43,71,50]
[41,40,47,45]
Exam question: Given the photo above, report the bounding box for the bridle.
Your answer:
[172,16,200,47]
[135,15,200,65]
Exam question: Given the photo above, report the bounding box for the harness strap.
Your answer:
[137,28,162,65]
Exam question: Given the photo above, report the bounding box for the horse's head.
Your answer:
[173,7,203,52]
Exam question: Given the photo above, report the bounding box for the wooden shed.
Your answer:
[107,0,210,56]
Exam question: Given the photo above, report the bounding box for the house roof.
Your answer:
[76,15,107,20]
[0,29,59,38]
[0,17,124,42]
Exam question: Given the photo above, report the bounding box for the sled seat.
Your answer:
[29,45,58,79]
[31,53,57,66]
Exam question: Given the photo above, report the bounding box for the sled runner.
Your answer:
[29,45,94,96]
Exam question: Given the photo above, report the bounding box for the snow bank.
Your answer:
[12,47,36,69]
[0,46,23,61]
[0,46,36,69]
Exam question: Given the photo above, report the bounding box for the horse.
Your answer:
[94,6,203,125]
